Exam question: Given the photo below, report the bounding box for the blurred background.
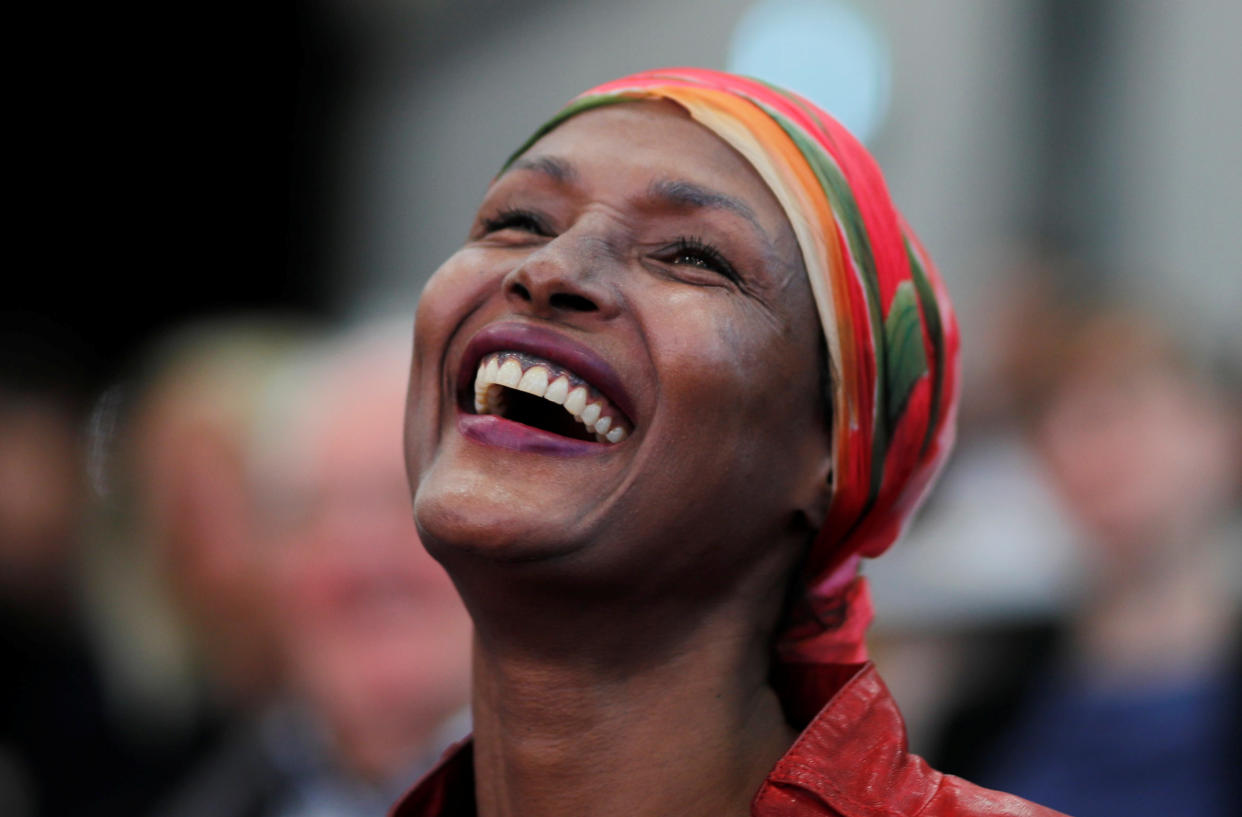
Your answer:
[8,1,1241,815]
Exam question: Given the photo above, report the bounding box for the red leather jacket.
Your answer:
[390,663,1067,817]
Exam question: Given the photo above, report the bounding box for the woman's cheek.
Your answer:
[416,252,480,330]
[414,251,500,360]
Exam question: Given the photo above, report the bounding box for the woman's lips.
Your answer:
[458,414,610,456]
[455,323,638,454]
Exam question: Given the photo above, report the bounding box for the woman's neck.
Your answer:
[466,602,797,817]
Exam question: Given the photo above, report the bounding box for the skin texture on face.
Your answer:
[405,101,833,630]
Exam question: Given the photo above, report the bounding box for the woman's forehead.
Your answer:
[514,103,776,202]
[501,101,800,256]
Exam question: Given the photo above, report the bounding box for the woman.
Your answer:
[398,68,1065,817]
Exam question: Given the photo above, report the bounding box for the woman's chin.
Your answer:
[413,469,592,567]
[410,419,631,561]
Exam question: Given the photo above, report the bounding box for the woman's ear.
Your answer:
[791,340,836,537]
[789,426,834,537]
[801,458,834,533]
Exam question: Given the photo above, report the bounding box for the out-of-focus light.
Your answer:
[728,0,892,145]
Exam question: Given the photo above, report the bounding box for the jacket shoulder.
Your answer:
[921,774,1070,817]
[755,664,1069,817]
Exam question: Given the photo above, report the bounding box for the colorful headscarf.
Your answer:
[508,68,960,674]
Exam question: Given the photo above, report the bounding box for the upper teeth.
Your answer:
[473,352,631,444]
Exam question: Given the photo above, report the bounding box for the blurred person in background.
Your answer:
[158,319,472,817]
[62,319,319,817]
[930,305,1242,817]
[0,365,99,817]
[0,325,215,817]
[107,320,318,718]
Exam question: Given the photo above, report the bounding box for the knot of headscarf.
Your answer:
[508,68,960,689]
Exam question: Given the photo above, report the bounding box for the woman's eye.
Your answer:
[481,208,553,237]
[663,237,741,284]
[674,252,714,270]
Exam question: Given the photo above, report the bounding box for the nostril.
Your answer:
[549,292,598,312]
[505,264,601,313]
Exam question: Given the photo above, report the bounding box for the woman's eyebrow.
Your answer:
[506,155,578,184]
[647,179,770,241]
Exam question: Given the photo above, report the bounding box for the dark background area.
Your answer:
[13,1,347,398]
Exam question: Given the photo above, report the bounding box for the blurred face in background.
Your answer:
[1036,322,1238,572]
[0,395,83,608]
[134,367,284,704]
[262,346,472,781]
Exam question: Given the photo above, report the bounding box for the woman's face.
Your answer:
[406,101,832,595]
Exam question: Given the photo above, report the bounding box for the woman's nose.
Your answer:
[502,237,622,320]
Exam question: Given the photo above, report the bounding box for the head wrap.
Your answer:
[508,68,960,680]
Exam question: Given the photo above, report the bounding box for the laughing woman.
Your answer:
[398,69,1065,817]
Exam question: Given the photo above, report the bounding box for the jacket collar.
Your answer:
[755,662,942,816]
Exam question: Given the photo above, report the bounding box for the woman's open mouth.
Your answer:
[472,351,631,444]
[455,323,637,452]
